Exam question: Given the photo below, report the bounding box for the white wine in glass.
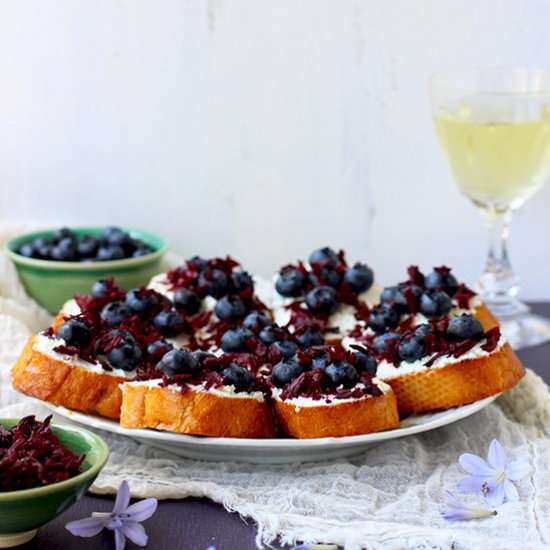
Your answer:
[430,67,550,349]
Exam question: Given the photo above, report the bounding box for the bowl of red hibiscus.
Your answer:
[0,415,109,547]
[5,226,168,314]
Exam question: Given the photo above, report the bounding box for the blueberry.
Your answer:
[425,268,459,296]
[446,314,484,341]
[101,301,132,325]
[51,237,77,261]
[414,324,431,338]
[146,339,174,361]
[242,311,271,333]
[309,247,338,265]
[132,245,153,258]
[368,304,399,333]
[343,263,374,293]
[156,349,198,377]
[214,295,247,320]
[198,268,229,297]
[152,310,185,336]
[35,242,54,259]
[258,325,281,345]
[271,360,304,388]
[126,289,160,314]
[220,327,254,352]
[18,243,36,258]
[380,284,422,312]
[419,291,452,318]
[305,286,339,315]
[221,364,256,393]
[173,288,201,315]
[311,350,330,370]
[91,279,110,298]
[97,245,125,261]
[33,236,52,250]
[77,235,99,258]
[273,339,298,358]
[55,318,92,347]
[192,349,216,366]
[275,268,307,297]
[182,256,208,272]
[232,271,253,292]
[296,327,325,347]
[352,349,377,376]
[52,227,76,243]
[398,336,426,363]
[107,340,142,371]
[372,332,400,354]
[101,226,126,246]
[324,361,358,388]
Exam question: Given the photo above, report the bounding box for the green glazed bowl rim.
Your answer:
[0,418,109,500]
[4,227,169,271]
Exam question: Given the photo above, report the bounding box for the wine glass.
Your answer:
[429,67,550,349]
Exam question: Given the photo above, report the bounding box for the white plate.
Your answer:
[41,395,498,464]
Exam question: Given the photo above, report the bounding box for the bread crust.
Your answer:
[474,302,499,331]
[120,382,277,438]
[272,387,399,438]
[11,335,126,419]
[380,341,524,414]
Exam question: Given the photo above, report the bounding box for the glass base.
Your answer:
[487,301,550,350]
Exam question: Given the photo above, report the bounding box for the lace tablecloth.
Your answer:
[0,233,549,549]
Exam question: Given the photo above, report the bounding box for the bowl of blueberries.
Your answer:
[5,226,168,313]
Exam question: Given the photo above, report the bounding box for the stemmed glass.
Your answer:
[429,67,550,349]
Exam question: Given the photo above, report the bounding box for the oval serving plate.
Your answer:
[39,394,498,464]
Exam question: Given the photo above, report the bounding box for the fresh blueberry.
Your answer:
[125,289,160,314]
[101,301,132,325]
[107,340,142,371]
[446,314,484,341]
[273,339,298,358]
[55,318,92,347]
[296,327,325,347]
[275,268,307,297]
[77,235,99,258]
[96,245,125,261]
[271,359,304,388]
[91,279,109,298]
[380,284,422,312]
[309,247,339,265]
[424,268,459,296]
[231,271,253,292]
[414,324,432,338]
[182,256,208,272]
[198,268,229,297]
[214,295,248,320]
[173,288,201,315]
[419,291,452,318]
[372,332,400,354]
[18,243,36,258]
[51,237,77,261]
[221,364,256,393]
[310,264,342,289]
[220,327,254,353]
[324,361,358,388]
[343,263,374,293]
[52,227,76,243]
[156,349,198,377]
[305,286,339,315]
[146,339,174,361]
[132,245,153,258]
[242,311,271,333]
[101,226,128,247]
[368,304,399,333]
[152,310,185,336]
[311,350,330,370]
[352,349,377,376]
[398,336,426,363]
[258,325,282,345]
[192,349,216,366]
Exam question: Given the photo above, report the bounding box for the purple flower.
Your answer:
[293,545,338,549]
[66,480,157,550]
[456,439,530,507]
[442,491,497,521]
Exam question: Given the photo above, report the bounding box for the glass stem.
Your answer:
[478,208,522,314]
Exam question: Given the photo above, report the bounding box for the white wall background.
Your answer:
[1,0,550,297]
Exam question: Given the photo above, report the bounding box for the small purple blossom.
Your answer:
[66,480,157,550]
[442,491,497,521]
[456,439,530,507]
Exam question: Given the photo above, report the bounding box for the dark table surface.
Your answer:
[21,303,550,550]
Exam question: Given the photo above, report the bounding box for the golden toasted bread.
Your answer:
[11,335,126,419]
[474,302,499,332]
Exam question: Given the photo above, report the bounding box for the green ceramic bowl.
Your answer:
[0,418,109,547]
[5,227,168,314]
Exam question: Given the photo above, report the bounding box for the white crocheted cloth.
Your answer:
[0,231,549,549]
